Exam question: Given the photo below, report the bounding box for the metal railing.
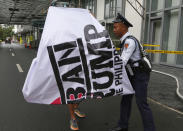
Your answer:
[126,0,145,19]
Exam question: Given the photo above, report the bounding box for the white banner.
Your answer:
[22,7,134,105]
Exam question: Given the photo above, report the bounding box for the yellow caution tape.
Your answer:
[143,44,160,47]
[115,48,183,54]
[116,44,160,50]
[116,44,160,47]
[146,50,183,54]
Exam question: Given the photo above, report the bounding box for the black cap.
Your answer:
[113,13,133,27]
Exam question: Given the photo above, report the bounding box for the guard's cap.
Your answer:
[113,13,133,27]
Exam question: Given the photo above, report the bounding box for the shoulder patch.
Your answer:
[124,43,129,48]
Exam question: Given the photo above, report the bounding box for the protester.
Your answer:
[110,13,155,131]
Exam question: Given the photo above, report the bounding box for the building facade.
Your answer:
[83,0,143,42]
[143,0,183,67]
[83,0,183,68]
[14,0,183,67]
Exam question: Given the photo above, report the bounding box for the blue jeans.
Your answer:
[118,70,155,131]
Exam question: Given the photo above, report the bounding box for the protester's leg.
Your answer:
[68,104,79,130]
[73,103,86,118]
[118,94,133,129]
[73,103,79,109]
[68,104,76,120]
[134,71,155,131]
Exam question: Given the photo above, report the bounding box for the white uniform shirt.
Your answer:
[120,32,141,67]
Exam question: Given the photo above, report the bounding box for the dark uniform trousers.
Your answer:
[118,69,156,131]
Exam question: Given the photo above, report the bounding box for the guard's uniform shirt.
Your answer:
[120,32,141,67]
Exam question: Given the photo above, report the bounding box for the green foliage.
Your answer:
[0,25,14,41]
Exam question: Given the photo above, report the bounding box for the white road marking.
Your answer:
[16,64,24,73]
[12,53,15,56]
[148,97,183,115]
[152,70,183,100]
[149,70,183,115]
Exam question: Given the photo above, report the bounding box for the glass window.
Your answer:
[176,9,183,65]
[151,0,164,11]
[109,0,116,17]
[105,0,123,18]
[116,0,122,14]
[142,15,149,51]
[143,15,149,44]
[89,0,92,10]
[151,12,163,17]
[171,0,181,6]
[165,0,181,8]
[151,20,162,63]
[85,0,89,9]
[84,0,96,15]
[105,0,110,18]
[74,0,79,7]
[161,10,179,64]
[92,0,95,13]
[105,0,117,18]
[146,0,150,12]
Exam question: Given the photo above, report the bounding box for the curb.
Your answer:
[152,70,183,100]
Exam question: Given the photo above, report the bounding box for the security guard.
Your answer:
[110,13,155,131]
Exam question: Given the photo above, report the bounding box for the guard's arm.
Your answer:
[121,39,136,66]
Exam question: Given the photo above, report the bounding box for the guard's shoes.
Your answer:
[109,126,128,131]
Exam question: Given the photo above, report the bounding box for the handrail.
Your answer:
[126,0,145,19]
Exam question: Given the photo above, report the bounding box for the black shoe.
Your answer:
[109,126,128,131]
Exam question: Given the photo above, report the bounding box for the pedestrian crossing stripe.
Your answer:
[16,64,24,73]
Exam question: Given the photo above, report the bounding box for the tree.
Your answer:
[0,25,3,40]
[0,25,14,41]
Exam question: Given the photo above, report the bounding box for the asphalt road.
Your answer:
[0,43,183,131]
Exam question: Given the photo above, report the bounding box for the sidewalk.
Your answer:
[151,64,183,100]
